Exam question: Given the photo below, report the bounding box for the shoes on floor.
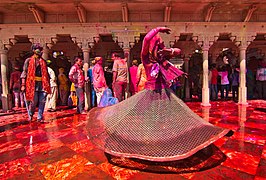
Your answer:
[47,109,56,112]
[28,115,33,122]
[37,118,45,123]
[76,111,87,115]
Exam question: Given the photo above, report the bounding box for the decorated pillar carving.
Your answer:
[42,46,49,60]
[238,43,248,105]
[114,31,136,49]
[82,47,91,111]
[183,56,191,101]
[234,35,254,105]
[123,47,130,99]
[0,39,13,111]
[201,43,211,107]
[232,34,255,105]
[74,37,92,74]
[74,37,93,111]
[111,31,135,98]
[28,36,55,60]
[197,35,215,106]
[73,36,98,110]
[0,49,12,111]
[160,33,176,48]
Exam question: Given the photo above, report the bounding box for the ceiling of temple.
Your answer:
[0,0,266,23]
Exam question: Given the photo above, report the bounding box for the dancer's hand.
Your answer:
[183,72,188,78]
[158,48,172,56]
[160,27,171,34]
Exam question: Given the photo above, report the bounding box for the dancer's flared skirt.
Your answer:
[87,89,229,162]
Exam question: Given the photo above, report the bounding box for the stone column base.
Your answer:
[1,94,13,112]
[201,87,211,107]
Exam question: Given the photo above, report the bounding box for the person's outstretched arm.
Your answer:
[141,27,171,57]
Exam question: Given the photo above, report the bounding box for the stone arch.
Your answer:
[45,34,79,76]
[209,33,239,68]
[5,35,32,73]
[246,33,266,73]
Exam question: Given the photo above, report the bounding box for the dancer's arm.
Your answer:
[141,27,171,56]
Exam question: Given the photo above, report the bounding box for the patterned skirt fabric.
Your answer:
[86,89,229,162]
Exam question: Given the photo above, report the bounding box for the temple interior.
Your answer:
[0,0,266,179]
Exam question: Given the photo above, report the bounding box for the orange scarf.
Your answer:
[25,56,51,101]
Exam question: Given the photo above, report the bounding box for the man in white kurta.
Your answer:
[46,66,58,112]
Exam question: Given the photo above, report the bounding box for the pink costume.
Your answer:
[92,60,107,105]
[87,27,231,162]
[129,65,138,94]
[141,27,184,90]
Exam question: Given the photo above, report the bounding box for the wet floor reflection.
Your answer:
[0,100,265,179]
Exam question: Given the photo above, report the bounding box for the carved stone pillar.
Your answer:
[0,49,12,111]
[201,45,211,106]
[123,47,130,99]
[82,47,90,67]
[28,36,55,60]
[82,47,91,111]
[238,45,248,105]
[42,45,49,60]
[115,32,136,50]
[184,56,191,101]
[233,35,255,105]
[160,33,175,48]
[197,35,215,106]
[74,36,96,110]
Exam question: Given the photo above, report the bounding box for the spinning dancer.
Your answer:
[87,27,230,161]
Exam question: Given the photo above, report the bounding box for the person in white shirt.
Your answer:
[46,60,58,112]
[218,66,230,100]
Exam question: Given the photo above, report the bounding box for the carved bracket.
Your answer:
[75,37,93,49]
[0,39,13,50]
[28,4,45,23]
[113,31,136,49]
[234,34,256,49]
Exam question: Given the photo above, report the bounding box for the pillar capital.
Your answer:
[239,45,248,51]
[202,43,210,51]
[197,34,218,51]
[0,49,8,54]
[1,51,12,111]
[113,31,136,49]
[0,39,12,51]
[123,47,130,53]
[233,34,256,50]
[42,46,49,54]
[75,38,93,49]
[81,47,91,53]
[28,36,54,45]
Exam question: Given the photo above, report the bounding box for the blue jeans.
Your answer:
[221,84,229,99]
[27,91,47,120]
[91,85,96,108]
[76,87,85,113]
[210,84,218,100]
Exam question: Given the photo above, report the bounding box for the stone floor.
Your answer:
[0,100,265,179]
